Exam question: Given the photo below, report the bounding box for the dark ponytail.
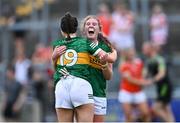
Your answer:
[61,12,78,41]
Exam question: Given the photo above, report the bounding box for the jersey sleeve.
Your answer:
[102,42,112,53]
[87,40,102,56]
[157,56,166,71]
[51,39,64,49]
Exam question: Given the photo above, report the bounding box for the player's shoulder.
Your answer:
[134,58,144,69]
[75,36,88,41]
[156,55,165,63]
[120,60,129,68]
[72,37,90,45]
[119,61,130,72]
[99,40,111,52]
[51,38,65,47]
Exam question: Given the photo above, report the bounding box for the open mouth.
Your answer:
[88,28,95,35]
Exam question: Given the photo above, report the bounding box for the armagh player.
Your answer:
[81,15,117,122]
[142,42,174,122]
[118,48,151,122]
[51,13,112,122]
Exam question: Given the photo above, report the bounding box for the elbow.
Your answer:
[108,50,117,63]
[111,56,117,63]
[105,76,111,80]
[107,55,117,63]
[105,72,113,80]
[160,73,166,80]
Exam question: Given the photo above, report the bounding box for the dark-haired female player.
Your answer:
[52,13,113,122]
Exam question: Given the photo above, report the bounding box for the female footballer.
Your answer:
[52,13,113,122]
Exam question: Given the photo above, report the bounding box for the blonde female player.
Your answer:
[81,15,117,122]
[52,13,114,122]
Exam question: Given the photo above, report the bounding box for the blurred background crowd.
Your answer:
[0,0,180,122]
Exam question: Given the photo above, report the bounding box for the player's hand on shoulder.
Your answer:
[55,45,67,56]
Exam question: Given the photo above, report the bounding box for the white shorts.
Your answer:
[55,75,94,109]
[118,89,147,104]
[94,96,107,115]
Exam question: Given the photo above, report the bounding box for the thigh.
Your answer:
[94,115,105,122]
[94,96,107,115]
[93,97,107,122]
[134,91,147,104]
[122,103,133,115]
[55,80,72,109]
[118,90,133,103]
[153,101,163,110]
[75,103,94,122]
[133,92,150,121]
[136,102,149,115]
[56,108,74,122]
[70,77,94,107]
[164,105,175,122]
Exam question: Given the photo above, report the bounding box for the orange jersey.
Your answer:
[98,15,112,36]
[119,58,144,93]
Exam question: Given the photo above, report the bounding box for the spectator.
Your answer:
[150,4,168,52]
[14,49,31,86]
[13,38,31,121]
[97,3,112,37]
[109,2,135,53]
[2,64,23,122]
[31,43,52,121]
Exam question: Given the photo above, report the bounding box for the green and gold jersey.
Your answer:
[52,37,101,85]
[88,41,111,97]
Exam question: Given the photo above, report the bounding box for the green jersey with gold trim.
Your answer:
[52,37,101,85]
[89,41,111,97]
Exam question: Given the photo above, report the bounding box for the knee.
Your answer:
[141,111,151,121]
[124,112,134,122]
[142,110,150,116]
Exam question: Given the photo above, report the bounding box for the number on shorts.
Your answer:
[60,49,78,66]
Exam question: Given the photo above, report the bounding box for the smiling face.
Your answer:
[83,17,101,40]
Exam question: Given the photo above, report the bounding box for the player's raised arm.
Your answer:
[51,45,66,68]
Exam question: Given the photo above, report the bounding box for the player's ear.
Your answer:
[61,30,65,37]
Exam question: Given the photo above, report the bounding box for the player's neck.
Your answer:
[150,52,157,58]
[92,39,98,44]
[68,33,76,38]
